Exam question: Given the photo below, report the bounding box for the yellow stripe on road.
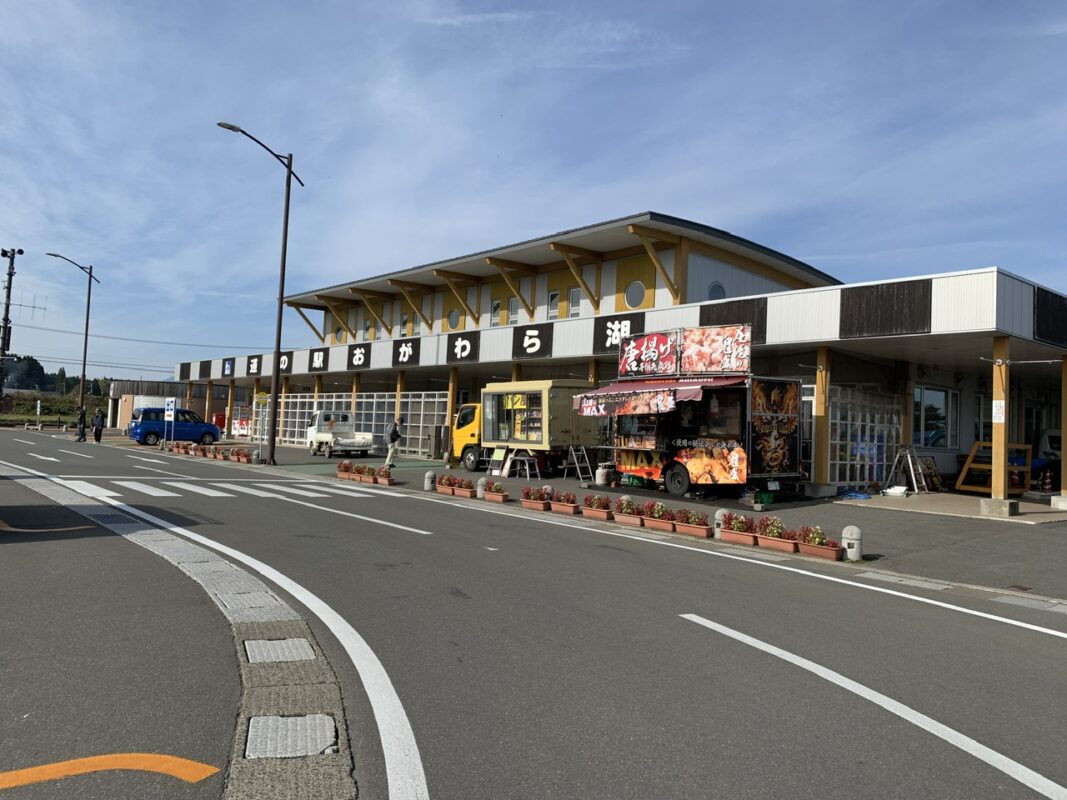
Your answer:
[0,753,218,789]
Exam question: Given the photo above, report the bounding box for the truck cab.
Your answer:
[452,403,482,470]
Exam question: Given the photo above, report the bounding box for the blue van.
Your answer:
[129,407,220,446]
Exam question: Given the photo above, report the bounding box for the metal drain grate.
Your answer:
[86,512,136,525]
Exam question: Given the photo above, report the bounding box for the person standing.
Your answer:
[76,407,87,442]
[91,408,105,443]
[385,415,404,468]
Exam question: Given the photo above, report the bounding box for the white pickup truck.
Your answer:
[306,410,375,458]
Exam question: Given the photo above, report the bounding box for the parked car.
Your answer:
[129,407,220,446]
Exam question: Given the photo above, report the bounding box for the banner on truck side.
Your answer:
[618,324,751,378]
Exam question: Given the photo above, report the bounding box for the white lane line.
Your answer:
[163,482,235,497]
[132,465,194,477]
[485,547,499,551]
[94,497,429,800]
[127,455,166,464]
[112,481,181,498]
[53,479,120,498]
[58,449,94,459]
[13,438,36,445]
[681,613,1067,799]
[413,494,1067,641]
[291,484,374,498]
[213,482,288,499]
[28,453,59,462]
[300,480,394,496]
[255,483,331,498]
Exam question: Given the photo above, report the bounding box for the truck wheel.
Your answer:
[664,463,690,497]
[323,443,333,459]
[462,446,480,472]
[309,442,319,456]
[356,451,368,458]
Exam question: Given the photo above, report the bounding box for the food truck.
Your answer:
[575,325,803,496]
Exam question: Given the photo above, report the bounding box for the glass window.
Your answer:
[412,312,421,336]
[708,282,726,301]
[456,405,476,429]
[568,287,581,318]
[490,299,501,327]
[547,290,560,320]
[508,297,519,325]
[362,317,371,340]
[400,313,409,336]
[913,385,959,449]
[624,280,646,309]
[447,309,461,330]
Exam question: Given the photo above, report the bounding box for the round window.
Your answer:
[707,282,726,301]
[447,309,460,330]
[624,280,646,309]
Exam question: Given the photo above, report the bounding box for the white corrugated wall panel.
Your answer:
[551,318,595,357]
[766,290,840,343]
[327,345,347,372]
[480,328,513,362]
[996,272,1034,339]
[291,350,310,374]
[370,341,391,370]
[645,306,701,331]
[931,272,996,333]
[422,334,443,367]
[687,253,790,301]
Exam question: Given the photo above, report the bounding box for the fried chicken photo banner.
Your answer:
[618,325,751,378]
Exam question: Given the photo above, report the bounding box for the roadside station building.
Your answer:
[176,212,1067,512]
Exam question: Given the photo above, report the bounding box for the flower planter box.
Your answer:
[453,487,476,499]
[642,517,676,532]
[358,475,377,484]
[798,542,844,560]
[755,535,798,553]
[674,522,713,538]
[721,529,758,546]
[550,501,580,515]
[581,507,613,521]
[520,499,550,511]
[484,492,509,503]
[614,513,643,527]
[337,471,356,481]
[376,477,395,486]
[436,485,455,496]
[235,456,251,464]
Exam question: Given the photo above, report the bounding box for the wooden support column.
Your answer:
[313,374,323,400]
[991,336,1010,501]
[205,380,214,422]
[395,370,405,418]
[185,381,194,407]
[511,363,522,382]
[226,380,235,437]
[351,373,360,415]
[813,347,831,486]
[447,367,458,424]
[588,358,600,387]
[901,380,914,445]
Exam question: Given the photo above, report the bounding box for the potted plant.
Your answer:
[358,465,377,484]
[550,490,580,515]
[673,508,712,538]
[375,466,394,486]
[641,500,675,532]
[453,478,477,498]
[754,515,797,553]
[613,497,643,527]
[337,460,354,479]
[720,512,758,546]
[484,481,508,503]
[581,494,613,521]
[796,525,844,560]
[520,486,551,511]
[436,474,456,495]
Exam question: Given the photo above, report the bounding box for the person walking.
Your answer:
[76,407,87,442]
[385,415,404,468]
[91,409,105,443]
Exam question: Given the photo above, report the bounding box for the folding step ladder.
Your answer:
[888,445,928,494]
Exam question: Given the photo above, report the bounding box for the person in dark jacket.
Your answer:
[385,415,404,468]
[91,409,105,443]
[76,407,87,442]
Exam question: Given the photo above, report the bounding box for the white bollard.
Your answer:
[713,508,729,540]
[476,476,488,499]
[425,471,436,491]
[842,525,862,562]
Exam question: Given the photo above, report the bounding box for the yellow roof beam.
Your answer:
[628,225,680,303]
[318,297,358,340]
[486,257,538,277]
[433,270,479,325]
[387,279,434,332]
[627,223,681,245]
[549,243,601,313]
[351,290,393,336]
[286,302,327,344]
[432,268,482,287]
[487,258,535,320]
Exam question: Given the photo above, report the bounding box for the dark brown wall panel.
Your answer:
[840,280,931,339]
[699,298,766,344]
[1034,288,1067,348]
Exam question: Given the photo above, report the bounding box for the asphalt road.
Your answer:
[2,429,1066,799]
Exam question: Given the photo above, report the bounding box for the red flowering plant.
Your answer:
[756,515,785,538]
[675,509,709,526]
[437,474,455,487]
[486,482,505,493]
[457,478,474,490]
[376,466,392,479]
[797,525,826,545]
[583,494,610,510]
[337,460,354,473]
[642,500,674,521]
[614,497,639,515]
[552,490,577,505]
[522,486,550,501]
[730,514,755,533]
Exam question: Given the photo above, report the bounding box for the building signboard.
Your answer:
[393,338,421,368]
[277,351,294,375]
[447,331,480,364]
[593,312,644,355]
[512,323,554,360]
[308,347,329,373]
[679,324,751,374]
[347,344,371,371]
[246,355,262,376]
[222,357,235,378]
[618,331,678,377]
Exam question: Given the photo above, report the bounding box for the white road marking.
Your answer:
[132,465,194,477]
[127,455,166,464]
[256,483,331,498]
[300,480,394,496]
[58,449,94,459]
[0,458,429,800]
[291,484,374,498]
[53,479,120,498]
[28,453,59,462]
[13,438,36,445]
[163,482,235,497]
[681,613,1067,800]
[213,482,288,499]
[112,481,181,497]
[485,547,499,551]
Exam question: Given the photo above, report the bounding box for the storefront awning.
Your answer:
[574,375,748,416]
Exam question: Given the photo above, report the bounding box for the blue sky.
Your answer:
[2,1,1065,380]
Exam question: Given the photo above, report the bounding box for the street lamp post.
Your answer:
[0,247,24,400]
[217,121,304,465]
[46,252,100,413]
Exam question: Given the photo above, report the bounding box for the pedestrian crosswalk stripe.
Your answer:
[211,483,288,499]
[112,481,181,498]
[163,482,235,497]
[293,484,374,498]
[54,479,120,498]
[255,483,330,498]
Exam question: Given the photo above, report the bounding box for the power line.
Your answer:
[13,321,301,350]
[32,356,173,372]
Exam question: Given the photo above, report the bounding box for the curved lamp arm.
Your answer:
[217,122,305,187]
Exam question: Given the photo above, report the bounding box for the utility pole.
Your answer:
[0,248,24,401]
